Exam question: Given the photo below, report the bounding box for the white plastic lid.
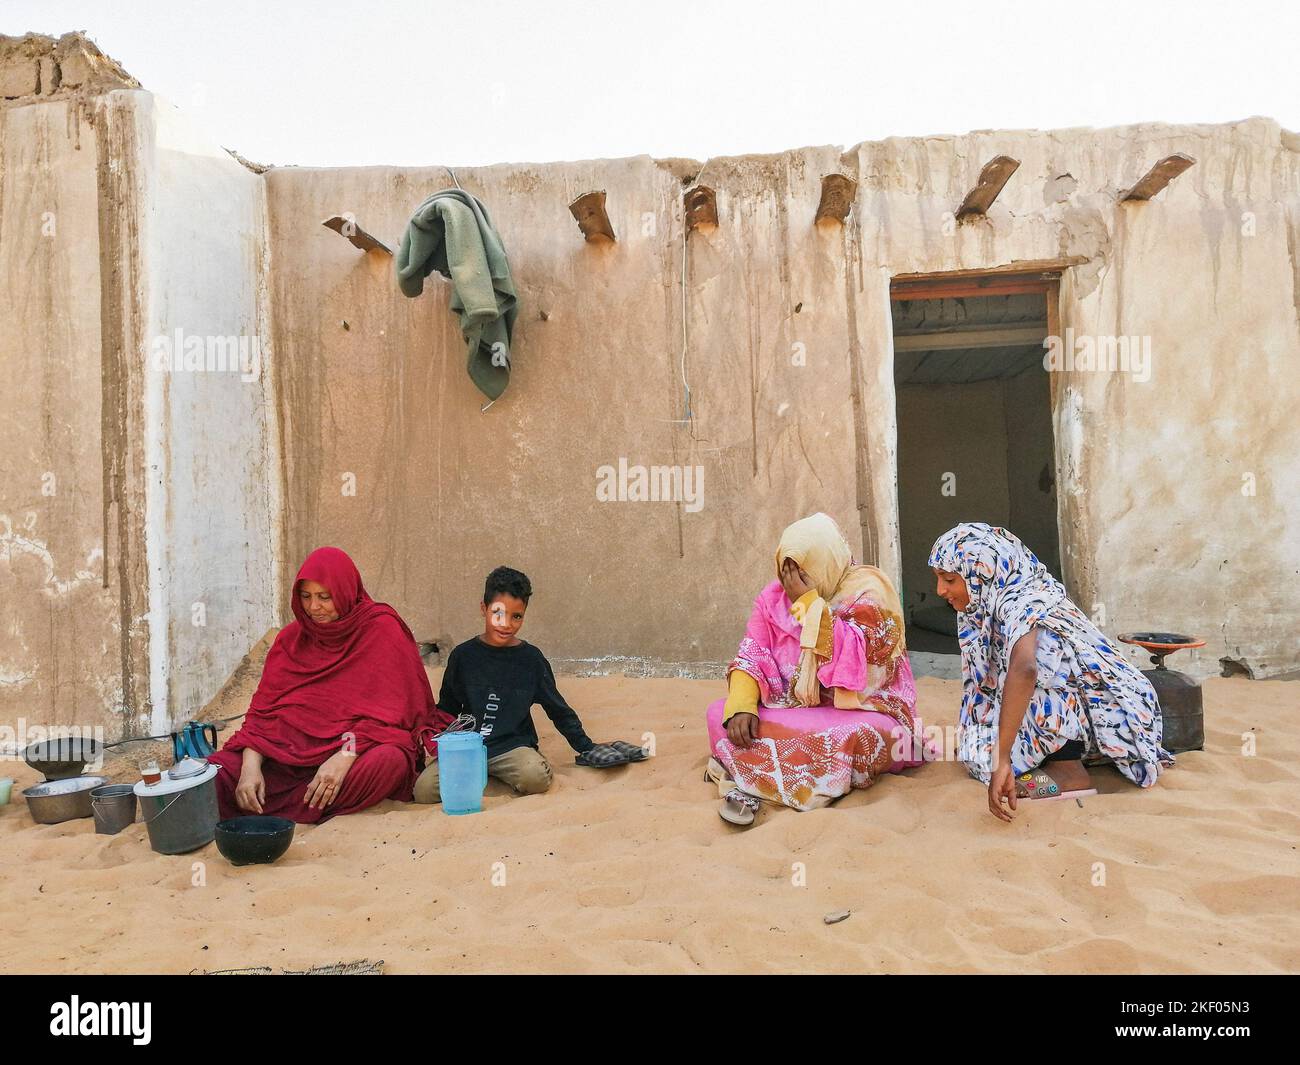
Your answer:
[133,762,219,796]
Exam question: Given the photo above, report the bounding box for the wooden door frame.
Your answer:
[889,269,1061,401]
[887,269,1065,594]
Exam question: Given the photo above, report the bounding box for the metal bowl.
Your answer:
[1118,631,1206,650]
[24,738,104,781]
[215,816,295,866]
[22,775,110,824]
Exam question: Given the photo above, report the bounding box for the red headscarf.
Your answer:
[225,547,451,768]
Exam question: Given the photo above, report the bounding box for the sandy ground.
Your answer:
[2,663,1297,974]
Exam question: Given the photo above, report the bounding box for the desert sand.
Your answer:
[2,661,1297,974]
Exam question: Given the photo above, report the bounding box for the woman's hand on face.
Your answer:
[987,763,1018,822]
[780,558,815,603]
[235,765,266,814]
[726,712,760,748]
[304,750,356,811]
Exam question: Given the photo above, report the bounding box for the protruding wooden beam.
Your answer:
[955,156,1021,222]
[1120,153,1195,201]
[815,174,857,225]
[569,190,616,242]
[321,214,392,255]
[684,185,718,230]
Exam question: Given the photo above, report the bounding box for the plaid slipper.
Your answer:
[575,743,631,768]
[607,740,648,762]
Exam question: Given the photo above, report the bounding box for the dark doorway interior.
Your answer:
[892,286,1062,655]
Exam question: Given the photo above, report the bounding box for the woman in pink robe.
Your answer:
[707,513,924,824]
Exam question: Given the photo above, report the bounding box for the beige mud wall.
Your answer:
[849,117,1299,678]
[137,93,281,733]
[268,118,1299,680]
[265,149,864,671]
[1,84,280,741]
[3,68,1296,746]
[0,93,152,736]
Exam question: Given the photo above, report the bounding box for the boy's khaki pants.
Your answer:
[412,745,553,803]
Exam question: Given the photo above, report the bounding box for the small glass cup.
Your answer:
[141,759,162,786]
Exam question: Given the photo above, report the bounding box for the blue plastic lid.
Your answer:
[436,730,483,749]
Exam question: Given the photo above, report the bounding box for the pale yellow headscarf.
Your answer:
[775,513,907,707]
[775,513,855,600]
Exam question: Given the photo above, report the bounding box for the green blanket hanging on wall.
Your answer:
[396,188,518,401]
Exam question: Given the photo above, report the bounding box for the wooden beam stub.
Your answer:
[684,185,718,230]
[815,174,857,225]
[569,190,616,242]
[955,156,1020,222]
[1120,153,1196,201]
[322,214,392,255]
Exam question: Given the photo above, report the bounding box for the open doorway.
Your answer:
[890,273,1062,656]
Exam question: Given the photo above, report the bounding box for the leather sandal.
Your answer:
[719,788,760,826]
[1015,768,1098,802]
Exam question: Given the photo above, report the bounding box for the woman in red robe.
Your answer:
[208,547,452,824]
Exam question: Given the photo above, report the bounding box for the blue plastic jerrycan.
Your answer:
[437,731,488,815]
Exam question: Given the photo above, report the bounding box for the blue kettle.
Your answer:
[436,731,487,815]
[171,721,219,762]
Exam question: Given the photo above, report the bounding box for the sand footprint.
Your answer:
[1195,874,1300,917]
[576,879,647,908]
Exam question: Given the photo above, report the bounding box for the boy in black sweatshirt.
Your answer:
[413,566,625,802]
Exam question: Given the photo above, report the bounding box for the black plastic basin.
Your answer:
[215,816,295,866]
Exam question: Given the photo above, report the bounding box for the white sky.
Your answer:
[13,0,1300,168]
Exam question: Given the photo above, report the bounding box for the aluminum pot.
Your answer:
[22,775,110,824]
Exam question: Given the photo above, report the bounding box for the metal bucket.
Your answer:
[137,770,219,854]
[90,783,137,835]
